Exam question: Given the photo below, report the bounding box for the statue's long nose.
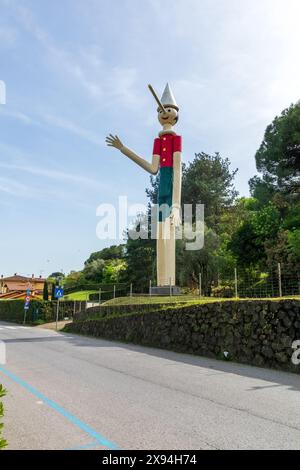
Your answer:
[148,84,167,114]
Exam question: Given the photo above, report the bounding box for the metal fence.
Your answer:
[206,263,300,298]
[61,262,300,304]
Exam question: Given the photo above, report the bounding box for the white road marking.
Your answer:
[0,325,30,330]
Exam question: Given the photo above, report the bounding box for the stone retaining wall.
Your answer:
[65,299,300,373]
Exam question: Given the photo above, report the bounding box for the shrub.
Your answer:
[211,284,234,298]
[0,384,7,449]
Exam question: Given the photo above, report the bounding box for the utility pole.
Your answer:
[55,298,60,331]
[278,263,282,297]
[234,268,238,298]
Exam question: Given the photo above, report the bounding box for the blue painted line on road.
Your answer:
[0,365,119,450]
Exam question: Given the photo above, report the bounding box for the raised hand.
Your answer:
[105,134,123,150]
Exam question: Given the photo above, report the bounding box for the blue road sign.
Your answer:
[54,287,64,299]
[24,295,30,310]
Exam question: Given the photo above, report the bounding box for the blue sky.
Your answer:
[0,0,299,277]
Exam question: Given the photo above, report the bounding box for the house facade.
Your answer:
[0,274,46,297]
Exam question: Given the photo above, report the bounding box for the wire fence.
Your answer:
[60,262,300,304]
[207,263,300,298]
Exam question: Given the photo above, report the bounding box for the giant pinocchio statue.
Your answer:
[106,83,182,293]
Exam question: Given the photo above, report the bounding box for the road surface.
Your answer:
[0,320,300,450]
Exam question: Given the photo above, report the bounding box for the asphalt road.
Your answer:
[0,320,300,450]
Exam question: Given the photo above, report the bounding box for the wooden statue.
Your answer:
[106,83,182,291]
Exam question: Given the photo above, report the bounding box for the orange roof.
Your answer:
[1,275,46,282]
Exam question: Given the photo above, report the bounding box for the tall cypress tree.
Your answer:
[51,282,56,300]
[43,281,49,301]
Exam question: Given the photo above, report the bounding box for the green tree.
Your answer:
[177,226,219,292]
[229,221,264,267]
[83,259,105,282]
[228,203,281,267]
[51,282,57,300]
[43,281,49,301]
[84,245,125,266]
[288,229,300,260]
[102,259,127,284]
[49,272,64,279]
[182,152,238,230]
[120,214,156,292]
[64,270,86,288]
[250,101,300,201]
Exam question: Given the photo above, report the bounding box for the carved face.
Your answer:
[158,106,178,126]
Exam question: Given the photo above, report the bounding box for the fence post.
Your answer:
[55,299,60,331]
[113,285,116,299]
[169,277,172,297]
[73,300,76,318]
[278,263,282,297]
[99,288,101,305]
[130,283,133,297]
[199,272,202,297]
[149,280,152,296]
[234,268,238,298]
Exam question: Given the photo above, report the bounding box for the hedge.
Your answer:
[0,300,86,324]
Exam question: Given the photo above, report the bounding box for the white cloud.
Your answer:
[0,107,103,147]
[0,176,33,197]
[42,113,103,147]
[0,161,101,188]
[10,3,142,111]
[0,108,37,125]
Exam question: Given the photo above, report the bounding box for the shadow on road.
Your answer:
[3,325,300,392]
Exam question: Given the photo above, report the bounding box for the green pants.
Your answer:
[158,167,173,222]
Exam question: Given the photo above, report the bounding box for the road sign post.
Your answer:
[23,288,31,324]
[55,299,60,331]
[54,286,64,330]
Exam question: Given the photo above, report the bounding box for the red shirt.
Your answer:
[152,134,182,167]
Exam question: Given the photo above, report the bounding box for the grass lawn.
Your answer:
[64,290,99,301]
[102,295,224,306]
[102,295,300,306]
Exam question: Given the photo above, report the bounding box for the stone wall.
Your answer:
[65,299,300,373]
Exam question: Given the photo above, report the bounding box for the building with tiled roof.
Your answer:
[0,274,46,296]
